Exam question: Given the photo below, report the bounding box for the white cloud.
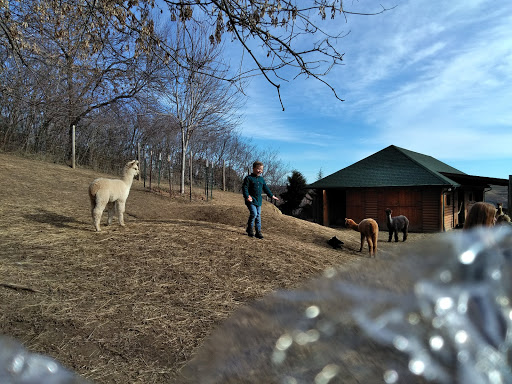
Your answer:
[409,42,446,66]
[341,0,512,161]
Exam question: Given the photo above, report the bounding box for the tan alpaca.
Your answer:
[496,203,504,217]
[345,217,379,257]
[89,160,139,232]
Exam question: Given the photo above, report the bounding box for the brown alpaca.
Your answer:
[345,218,379,257]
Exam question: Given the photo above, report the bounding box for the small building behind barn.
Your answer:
[309,145,510,232]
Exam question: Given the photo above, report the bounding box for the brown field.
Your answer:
[0,153,440,383]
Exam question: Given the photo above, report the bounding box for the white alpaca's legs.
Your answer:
[116,201,126,226]
[92,202,106,232]
[107,202,115,226]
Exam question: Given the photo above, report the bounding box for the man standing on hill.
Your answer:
[242,161,279,239]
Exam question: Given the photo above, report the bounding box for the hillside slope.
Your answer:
[0,153,436,383]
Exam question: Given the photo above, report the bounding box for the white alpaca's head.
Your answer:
[124,160,139,177]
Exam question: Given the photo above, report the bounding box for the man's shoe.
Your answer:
[255,231,264,239]
[246,227,255,237]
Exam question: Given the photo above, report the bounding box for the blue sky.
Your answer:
[234,0,512,184]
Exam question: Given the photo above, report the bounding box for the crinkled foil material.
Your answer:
[182,227,512,384]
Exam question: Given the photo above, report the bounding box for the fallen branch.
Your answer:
[0,283,44,294]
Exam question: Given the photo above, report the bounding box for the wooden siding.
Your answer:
[345,187,443,232]
[316,185,489,232]
[346,191,362,223]
[442,189,459,230]
[422,189,441,232]
[364,190,378,219]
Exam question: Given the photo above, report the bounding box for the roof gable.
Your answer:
[309,145,465,189]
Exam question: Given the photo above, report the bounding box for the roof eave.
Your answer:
[308,183,460,189]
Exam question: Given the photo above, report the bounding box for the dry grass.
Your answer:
[0,153,438,383]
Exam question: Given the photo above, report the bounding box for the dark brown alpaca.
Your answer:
[385,208,409,242]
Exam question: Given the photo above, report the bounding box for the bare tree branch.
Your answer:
[0,0,395,108]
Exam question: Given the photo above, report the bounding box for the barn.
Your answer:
[309,145,510,232]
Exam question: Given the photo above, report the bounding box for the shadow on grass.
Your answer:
[24,209,79,229]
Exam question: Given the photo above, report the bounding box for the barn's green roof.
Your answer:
[309,145,465,189]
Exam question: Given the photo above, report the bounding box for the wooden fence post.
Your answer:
[168,154,172,197]
[71,125,76,169]
[205,159,209,201]
[189,153,193,202]
[149,151,153,191]
[158,152,162,189]
[137,142,141,181]
[143,147,146,188]
[210,161,213,199]
[222,159,226,191]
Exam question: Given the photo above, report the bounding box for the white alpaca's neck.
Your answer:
[122,170,136,187]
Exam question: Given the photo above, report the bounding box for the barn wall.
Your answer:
[345,187,444,232]
[442,189,460,230]
[422,189,442,232]
[315,185,490,232]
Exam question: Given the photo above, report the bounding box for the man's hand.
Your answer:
[247,196,253,202]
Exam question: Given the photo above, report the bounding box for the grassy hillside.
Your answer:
[0,153,436,383]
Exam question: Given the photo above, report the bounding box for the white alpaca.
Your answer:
[88,160,139,232]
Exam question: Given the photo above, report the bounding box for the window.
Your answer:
[446,194,451,206]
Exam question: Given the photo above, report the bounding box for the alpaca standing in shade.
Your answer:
[345,218,379,257]
[496,203,504,217]
[385,208,409,242]
[496,203,511,226]
[89,160,139,232]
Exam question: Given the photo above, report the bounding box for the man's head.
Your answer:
[252,161,264,176]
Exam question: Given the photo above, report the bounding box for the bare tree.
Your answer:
[0,1,306,183]
[217,133,255,192]
[156,22,242,194]
[1,1,393,110]
[0,1,158,164]
[255,147,289,186]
